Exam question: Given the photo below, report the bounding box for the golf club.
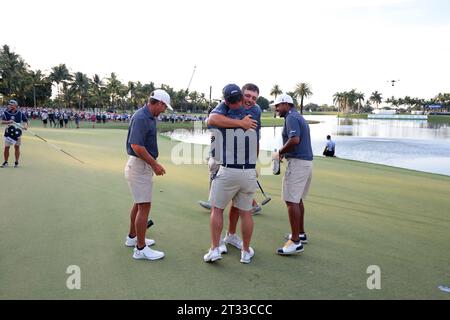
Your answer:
[11,123,85,164]
[257,180,271,205]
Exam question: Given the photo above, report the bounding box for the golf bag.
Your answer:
[4,125,22,145]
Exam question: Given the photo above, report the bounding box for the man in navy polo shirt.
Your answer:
[272,94,313,256]
[198,85,257,212]
[1,100,28,168]
[124,89,172,261]
[204,84,258,264]
[205,83,262,253]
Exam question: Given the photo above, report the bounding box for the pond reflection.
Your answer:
[163,115,450,176]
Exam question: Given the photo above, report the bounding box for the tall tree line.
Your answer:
[0,45,211,112]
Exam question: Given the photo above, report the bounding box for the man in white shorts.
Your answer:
[272,94,313,255]
[1,100,28,168]
[124,89,172,261]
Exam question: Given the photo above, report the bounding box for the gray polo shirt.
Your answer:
[126,105,158,159]
[282,107,313,161]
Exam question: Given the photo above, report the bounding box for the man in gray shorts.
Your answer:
[124,89,172,261]
[272,94,313,255]
[204,84,258,264]
[206,83,262,253]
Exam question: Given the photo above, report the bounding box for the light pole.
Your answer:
[33,84,37,108]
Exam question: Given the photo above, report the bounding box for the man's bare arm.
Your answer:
[208,114,257,130]
[275,136,300,160]
[131,144,166,175]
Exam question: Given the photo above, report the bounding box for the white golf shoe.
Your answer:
[219,240,227,254]
[132,246,165,260]
[203,247,222,262]
[223,232,243,250]
[240,247,255,264]
[125,235,155,247]
[277,240,304,255]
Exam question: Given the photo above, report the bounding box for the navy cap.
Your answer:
[222,84,243,103]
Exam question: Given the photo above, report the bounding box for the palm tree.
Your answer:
[71,72,90,110]
[29,69,49,107]
[286,91,298,107]
[142,82,156,97]
[0,45,30,101]
[293,82,312,114]
[132,81,148,108]
[386,96,398,108]
[89,74,106,111]
[270,84,282,100]
[333,92,344,114]
[15,73,33,105]
[61,82,76,108]
[106,72,125,109]
[369,91,382,110]
[270,84,283,118]
[49,64,72,103]
[355,92,365,113]
[0,45,21,96]
[435,93,450,111]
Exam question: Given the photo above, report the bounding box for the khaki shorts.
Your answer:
[282,158,313,203]
[209,166,257,211]
[124,156,154,203]
[4,137,21,147]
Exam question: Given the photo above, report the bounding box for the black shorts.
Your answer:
[323,150,335,157]
[43,119,48,124]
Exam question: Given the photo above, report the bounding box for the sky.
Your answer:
[2,0,450,105]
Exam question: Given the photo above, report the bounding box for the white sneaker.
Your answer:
[219,240,227,254]
[203,247,222,262]
[125,235,155,247]
[223,232,243,250]
[132,246,165,260]
[277,240,304,255]
[240,247,255,264]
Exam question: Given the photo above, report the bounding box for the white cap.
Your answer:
[271,93,294,106]
[150,89,173,110]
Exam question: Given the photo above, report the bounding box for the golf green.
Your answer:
[1,127,449,299]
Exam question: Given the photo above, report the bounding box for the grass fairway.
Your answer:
[1,127,449,300]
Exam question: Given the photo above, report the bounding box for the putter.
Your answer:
[257,180,272,205]
[147,219,154,229]
[11,123,85,164]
